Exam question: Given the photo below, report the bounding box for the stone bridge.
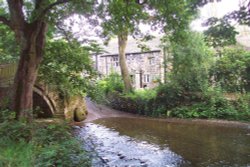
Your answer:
[0,63,87,121]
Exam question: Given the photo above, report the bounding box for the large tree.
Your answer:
[0,0,93,122]
[171,31,213,91]
[100,0,148,92]
[99,0,200,92]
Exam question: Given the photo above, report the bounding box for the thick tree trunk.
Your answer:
[12,22,47,122]
[12,50,38,121]
[118,33,133,93]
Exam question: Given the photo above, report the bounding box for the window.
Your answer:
[148,57,155,65]
[130,75,135,84]
[143,74,150,83]
[111,56,119,67]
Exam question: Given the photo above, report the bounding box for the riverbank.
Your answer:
[0,109,91,167]
[82,99,250,129]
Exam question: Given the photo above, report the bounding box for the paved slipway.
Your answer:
[82,98,136,123]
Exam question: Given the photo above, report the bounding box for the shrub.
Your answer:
[0,140,33,167]
[170,89,250,121]
[154,84,202,109]
[33,123,90,167]
[91,72,124,104]
[102,72,124,94]
[0,110,90,167]
[210,47,250,92]
[34,124,90,167]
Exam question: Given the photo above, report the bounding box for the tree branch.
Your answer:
[36,0,71,20]
[0,16,11,28]
[7,0,26,26]
[35,0,43,9]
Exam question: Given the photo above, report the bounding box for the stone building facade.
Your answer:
[92,37,166,89]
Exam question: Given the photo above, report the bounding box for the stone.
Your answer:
[74,108,86,122]
[64,96,88,122]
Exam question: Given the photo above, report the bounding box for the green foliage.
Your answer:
[210,47,250,92]
[170,88,250,121]
[33,123,90,167]
[0,110,90,167]
[154,86,249,121]
[149,0,199,41]
[0,121,32,142]
[204,18,239,47]
[39,39,94,97]
[123,89,157,115]
[101,0,148,37]
[150,83,203,117]
[0,109,15,122]
[0,25,19,63]
[101,72,124,94]
[91,73,124,103]
[100,81,250,121]
[170,31,214,91]
[0,140,33,167]
[125,89,156,101]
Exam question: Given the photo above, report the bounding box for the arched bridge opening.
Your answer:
[33,86,56,118]
[1,63,58,118]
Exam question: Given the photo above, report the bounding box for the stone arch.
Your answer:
[33,85,56,118]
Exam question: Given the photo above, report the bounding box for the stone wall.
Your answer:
[34,83,88,122]
[64,96,88,122]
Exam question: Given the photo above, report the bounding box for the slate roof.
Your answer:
[102,36,162,55]
[100,34,250,54]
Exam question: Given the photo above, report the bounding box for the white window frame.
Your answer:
[111,56,119,67]
[143,74,150,83]
[148,57,155,65]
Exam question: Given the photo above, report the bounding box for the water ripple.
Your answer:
[78,123,187,167]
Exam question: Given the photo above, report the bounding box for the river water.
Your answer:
[77,117,250,167]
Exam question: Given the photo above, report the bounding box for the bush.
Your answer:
[33,123,90,167]
[170,32,213,92]
[0,140,33,167]
[170,89,250,121]
[91,72,124,104]
[210,47,250,92]
[154,84,202,109]
[0,110,90,167]
[101,72,124,94]
[104,83,250,121]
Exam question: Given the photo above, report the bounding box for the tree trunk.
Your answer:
[12,22,47,122]
[118,33,133,93]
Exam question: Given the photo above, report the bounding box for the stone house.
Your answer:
[92,37,168,89]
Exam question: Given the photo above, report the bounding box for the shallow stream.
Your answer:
[77,117,250,167]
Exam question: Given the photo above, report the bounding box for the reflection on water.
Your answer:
[78,117,250,167]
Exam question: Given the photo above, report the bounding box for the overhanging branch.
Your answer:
[0,16,11,28]
[36,0,71,20]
